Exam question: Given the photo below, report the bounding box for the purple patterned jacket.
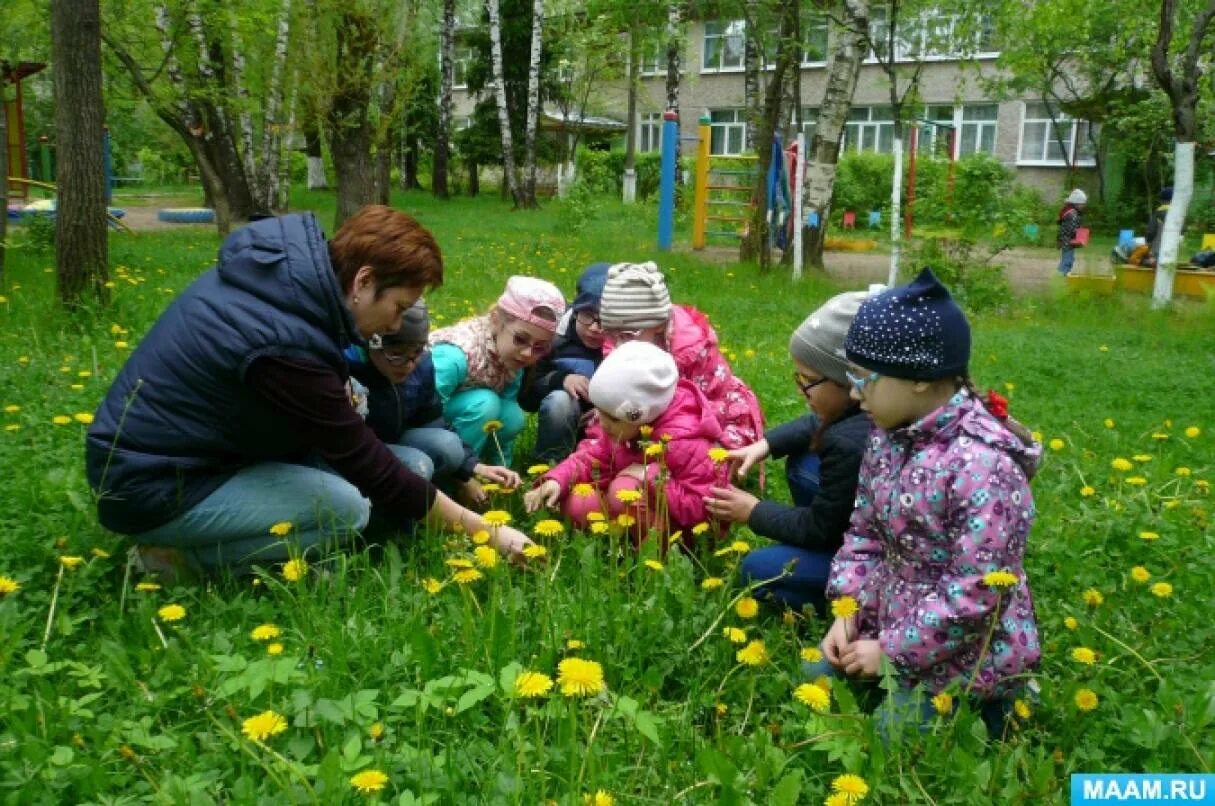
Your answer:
[827,390,1042,699]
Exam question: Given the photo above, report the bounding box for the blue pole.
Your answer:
[657,110,678,251]
[103,127,113,205]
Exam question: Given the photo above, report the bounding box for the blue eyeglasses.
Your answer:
[846,369,880,394]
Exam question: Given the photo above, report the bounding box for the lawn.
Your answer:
[1,190,1213,803]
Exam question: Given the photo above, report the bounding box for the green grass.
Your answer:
[1,190,1213,803]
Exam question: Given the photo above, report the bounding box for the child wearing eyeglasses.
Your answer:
[704,291,872,615]
[429,276,566,466]
[524,341,722,546]
[344,300,523,505]
[518,263,610,463]
[809,268,1041,739]
[596,262,764,450]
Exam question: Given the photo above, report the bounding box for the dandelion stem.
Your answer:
[1088,623,1164,683]
[151,617,168,649]
[41,564,65,651]
[575,706,606,790]
[964,592,1004,699]
[689,570,790,653]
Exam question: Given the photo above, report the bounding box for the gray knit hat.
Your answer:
[598,262,673,330]
[789,291,867,385]
[376,298,430,347]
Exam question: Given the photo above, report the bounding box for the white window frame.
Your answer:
[709,108,746,156]
[702,20,746,73]
[764,12,829,69]
[452,43,476,89]
[956,103,998,158]
[638,43,665,77]
[866,8,999,63]
[844,105,895,154]
[1017,101,1097,167]
[907,103,999,159]
[639,112,662,153]
[798,106,819,145]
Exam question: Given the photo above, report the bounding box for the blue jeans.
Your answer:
[802,658,1013,741]
[785,450,821,507]
[396,427,467,483]
[1058,247,1075,275]
[532,390,583,463]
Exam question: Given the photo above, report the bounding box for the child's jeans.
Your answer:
[802,657,1014,741]
[1058,246,1075,275]
[442,388,525,465]
[532,390,583,464]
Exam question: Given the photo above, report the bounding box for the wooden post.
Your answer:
[692,112,710,250]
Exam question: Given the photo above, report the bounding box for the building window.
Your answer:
[803,13,829,63]
[639,112,662,153]
[1018,101,1096,165]
[958,104,998,157]
[702,20,745,72]
[709,109,746,155]
[798,107,819,145]
[453,44,476,89]
[845,106,894,154]
[639,43,664,76]
[868,9,998,61]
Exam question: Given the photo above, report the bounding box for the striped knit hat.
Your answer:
[598,262,673,331]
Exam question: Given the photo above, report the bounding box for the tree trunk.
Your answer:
[520,0,543,208]
[469,160,480,196]
[52,0,109,308]
[228,16,258,188]
[328,9,379,229]
[742,0,761,152]
[375,135,392,205]
[665,1,682,157]
[305,124,327,189]
[803,0,868,270]
[487,0,523,206]
[259,0,293,211]
[0,82,8,285]
[403,132,421,190]
[433,0,455,198]
[623,27,640,203]
[888,131,903,286]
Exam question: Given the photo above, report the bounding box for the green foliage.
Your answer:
[905,237,1014,312]
[573,150,666,200]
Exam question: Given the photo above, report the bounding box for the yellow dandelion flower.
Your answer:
[1104,418,1115,428]
[722,626,747,643]
[282,558,308,582]
[445,557,474,569]
[251,624,281,641]
[534,519,563,537]
[692,522,711,536]
[473,546,499,569]
[522,544,548,559]
[708,447,730,464]
[52,415,71,425]
[1184,426,1200,438]
[1048,438,1064,451]
[422,577,444,594]
[825,796,850,806]
[349,768,389,794]
[715,702,728,716]
[660,432,673,443]
[586,510,605,522]
[728,540,751,555]
[1151,432,1169,441]
[701,577,725,591]
[735,639,768,666]
[1074,688,1098,711]
[90,547,111,559]
[157,603,186,622]
[368,722,384,740]
[1175,467,1192,477]
[1111,457,1134,472]
[1031,430,1043,443]
[831,773,870,802]
[1197,480,1211,492]
[115,341,129,349]
[931,692,953,715]
[1132,454,1153,463]
[480,483,502,494]
[472,530,490,545]
[735,597,759,619]
[1139,531,1160,542]
[73,412,94,425]
[241,710,288,742]
[616,514,636,528]
[644,442,664,458]
[590,522,609,535]
[1098,345,1109,352]
[983,570,1019,588]
[795,682,832,712]
[266,642,284,656]
[638,425,653,438]
[830,596,859,619]
[268,521,294,536]
[2,405,19,413]
[1150,581,1173,598]
[668,530,683,545]
[1064,616,1079,630]
[1130,566,1151,583]
[644,559,664,572]
[482,419,503,433]
[556,657,605,697]
[614,488,642,504]
[483,510,511,527]
[527,463,551,477]
[135,581,161,592]
[800,646,823,663]
[1014,699,1032,720]
[59,555,84,569]
[1071,647,1097,665]
[0,576,21,596]
[566,639,585,650]
[583,791,615,806]
[514,671,555,698]
[1080,485,1095,497]
[572,483,596,497]
[453,568,483,585]
[1082,589,1104,607]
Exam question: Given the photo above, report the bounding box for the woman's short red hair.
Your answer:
[328,205,443,294]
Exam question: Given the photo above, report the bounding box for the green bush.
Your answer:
[906,236,1013,312]
[574,150,682,201]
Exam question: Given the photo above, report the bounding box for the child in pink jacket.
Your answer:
[525,341,723,545]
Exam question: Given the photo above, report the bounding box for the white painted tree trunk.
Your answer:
[227,18,257,183]
[1152,141,1194,308]
[307,156,326,189]
[487,0,521,206]
[522,0,543,207]
[792,131,805,278]
[888,133,903,287]
[261,0,292,210]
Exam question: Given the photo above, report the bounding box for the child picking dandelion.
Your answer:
[810,268,1041,738]
[430,276,565,465]
[524,341,721,546]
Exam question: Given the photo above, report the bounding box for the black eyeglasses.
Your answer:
[575,311,602,328]
[793,371,830,396]
[374,344,427,366]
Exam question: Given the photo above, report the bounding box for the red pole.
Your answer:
[946,128,957,224]
[904,125,918,240]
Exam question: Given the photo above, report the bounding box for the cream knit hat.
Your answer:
[588,341,678,424]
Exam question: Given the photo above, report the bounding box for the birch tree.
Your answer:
[434,0,456,198]
[520,0,544,208]
[1149,0,1215,306]
[487,0,524,205]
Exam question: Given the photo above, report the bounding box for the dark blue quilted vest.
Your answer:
[85,213,357,534]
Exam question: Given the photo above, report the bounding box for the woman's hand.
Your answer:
[487,523,535,559]
[475,463,522,489]
[704,485,760,524]
[524,479,561,513]
[840,639,884,678]
[821,616,857,669]
[460,478,487,506]
[727,439,770,481]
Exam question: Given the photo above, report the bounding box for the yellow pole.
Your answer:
[692,113,711,250]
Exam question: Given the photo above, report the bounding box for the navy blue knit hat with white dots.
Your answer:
[843,267,970,380]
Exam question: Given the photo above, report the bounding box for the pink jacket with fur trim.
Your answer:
[544,379,724,531]
[605,305,764,450]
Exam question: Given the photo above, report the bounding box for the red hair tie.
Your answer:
[985,389,1009,419]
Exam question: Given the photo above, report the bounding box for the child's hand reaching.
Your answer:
[727,438,770,480]
[840,640,883,678]
[475,463,523,490]
[704,485,760,524]
[821,616,857,669]
[524,479,561,513]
